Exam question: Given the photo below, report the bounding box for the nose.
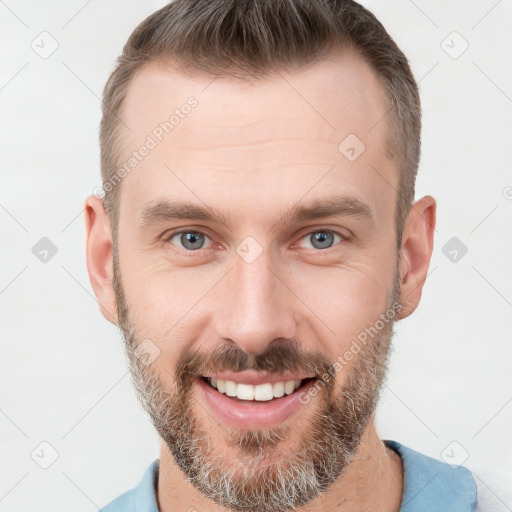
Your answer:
[212,246,298,356]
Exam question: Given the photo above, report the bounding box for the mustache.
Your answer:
[173,338,334,387]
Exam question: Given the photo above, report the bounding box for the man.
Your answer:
[84,1,481,510]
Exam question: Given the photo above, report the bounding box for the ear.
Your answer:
[84,195,118,325]
[397,195,436,320]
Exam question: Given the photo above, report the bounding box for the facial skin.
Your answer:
[85,49,436,512]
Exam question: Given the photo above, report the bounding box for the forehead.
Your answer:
[116,51,397,228]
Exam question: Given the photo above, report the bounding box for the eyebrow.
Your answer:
[140,200,232,227]
[272,194,374,229]
[139,194,374,229]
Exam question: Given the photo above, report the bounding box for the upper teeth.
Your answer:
[209,378,302,401]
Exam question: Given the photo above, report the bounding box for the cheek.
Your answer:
[119,262,223,355]
[117,247,190,324]
[290,262,393,349]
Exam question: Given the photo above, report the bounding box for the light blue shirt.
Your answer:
[99,439,477,511]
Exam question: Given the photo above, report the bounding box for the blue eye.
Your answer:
[299,230,344,250]
[167,231,213,251]
[165,228,344,253]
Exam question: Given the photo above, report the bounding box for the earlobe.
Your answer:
[396,195,436,320]
[84,195,118,325]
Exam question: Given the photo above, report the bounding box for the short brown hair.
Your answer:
[100,0,421,248]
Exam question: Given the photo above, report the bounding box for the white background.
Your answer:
[1,1,511,510]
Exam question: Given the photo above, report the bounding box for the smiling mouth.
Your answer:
[199,376,317,402]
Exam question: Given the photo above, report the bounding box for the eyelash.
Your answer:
[163,228,347,253]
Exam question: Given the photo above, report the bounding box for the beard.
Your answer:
[112,254,401,512]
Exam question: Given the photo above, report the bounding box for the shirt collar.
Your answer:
[133,458,159,512]
[130,440,477,512]
[384,439,477,512]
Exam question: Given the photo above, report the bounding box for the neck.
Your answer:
[157,418,403,512]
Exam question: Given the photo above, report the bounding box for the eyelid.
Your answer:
[163,228,215,251]
[163,226,349,253]
[292,228,347,251]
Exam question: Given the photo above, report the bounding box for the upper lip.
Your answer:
[200,371,316,386]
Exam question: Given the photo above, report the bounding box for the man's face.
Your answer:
[113,51,401,511]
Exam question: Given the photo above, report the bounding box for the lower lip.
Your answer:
[194,377,318,430]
